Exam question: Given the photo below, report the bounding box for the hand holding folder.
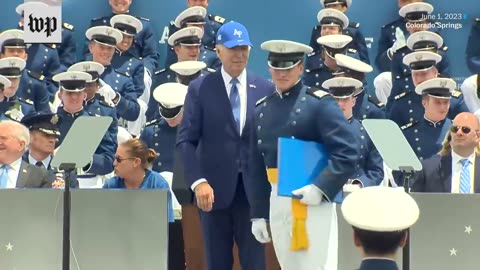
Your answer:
[277,137,329,198]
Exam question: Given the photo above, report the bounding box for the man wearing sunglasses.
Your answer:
[412,112,480,193]
[401,78,454,161]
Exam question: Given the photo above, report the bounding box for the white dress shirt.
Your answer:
[28,154,51,169]
[221,66,248,135]
[451,151,475,193]
[2,158,23,189]
[190,67,248,191]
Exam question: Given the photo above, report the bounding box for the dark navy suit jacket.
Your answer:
[412,153,480,193]
[176,68,274,218]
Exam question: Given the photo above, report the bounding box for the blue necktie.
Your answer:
[460,159,471,193]
[229,78,241,134]
[0,165,10,189]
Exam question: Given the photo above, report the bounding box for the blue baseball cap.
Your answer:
[216,21,252,48]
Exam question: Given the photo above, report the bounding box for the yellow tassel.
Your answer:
[266,168,309,251]
[290,198,309,251]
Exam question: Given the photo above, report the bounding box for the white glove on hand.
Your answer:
[98,79,117,103]
[292,184,324,205]
[251,219,271,243]
[388,27,407,56]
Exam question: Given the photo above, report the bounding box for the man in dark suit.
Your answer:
[0,120,51,188]
[412,112,480,193]
[21,112,79,188]
[342,186,420,270]
[176,21,275,270]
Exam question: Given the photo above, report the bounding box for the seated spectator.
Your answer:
[0,120,51,188]
[412,112,480,193]
[103,138,174,223]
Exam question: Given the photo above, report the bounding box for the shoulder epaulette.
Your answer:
[452,89,462,98]
[307,87,330,99]
[169,20,175,26]
[307,51,317,57]
[146,119,160,127]
[441,46,448,51]
[135,16,150,22]
[18,98,33,105]
[255,96,268,107]
[27,70,44,81]
[115,69,130,77]
[63,22,74,31]
[208,14,226,24]
[368,95,385,108]
[348,48,357,54]
[401,121,417,130]
[154,68,166,75]
[207,68,216,73]
[349,22,360,28]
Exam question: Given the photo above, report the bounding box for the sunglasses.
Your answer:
[114,156,136,163]
[450,125,474,134]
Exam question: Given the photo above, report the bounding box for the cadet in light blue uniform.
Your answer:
[0,58,35,120]
[309,0,369,64]
[68,61,119,146]
[374,1,431,72]
[0,30,51,113]
[342,186,419,270]
[110,14,147,101]
[85,26,140,122]
[401,78,454,161]
[388,51,467,127]
[21,112,79,188]
[250,40,359,269]
[304,9,357,88]
[147,27,209,122]
[53,71,115,183]
[304,34,356,88]
[86,0,159,74]
[466,18,480,73]
[165,5,224,69]
[142,82,187,173]
[323,77,383,203]
[333,54,385,120]
[388,30,450,107]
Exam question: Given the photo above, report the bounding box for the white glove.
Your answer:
[98,79,118,103]
[251,219,271,243]
[292,184,324,205]
[388,27,407,56]
[141,67,152,105]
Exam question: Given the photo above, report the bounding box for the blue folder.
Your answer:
[277,137,329,197]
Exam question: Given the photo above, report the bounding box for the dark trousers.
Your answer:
[168,220,185,270]
[198,174,266,270]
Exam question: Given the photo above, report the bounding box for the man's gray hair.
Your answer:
[0,120,30,152]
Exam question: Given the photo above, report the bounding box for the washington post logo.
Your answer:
[23,0,62,44]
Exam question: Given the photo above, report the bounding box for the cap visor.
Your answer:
[222,40,253,49]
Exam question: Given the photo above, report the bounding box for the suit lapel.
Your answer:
[441,154,452,192]
[474,154,480,193]
[16,161,30,188]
